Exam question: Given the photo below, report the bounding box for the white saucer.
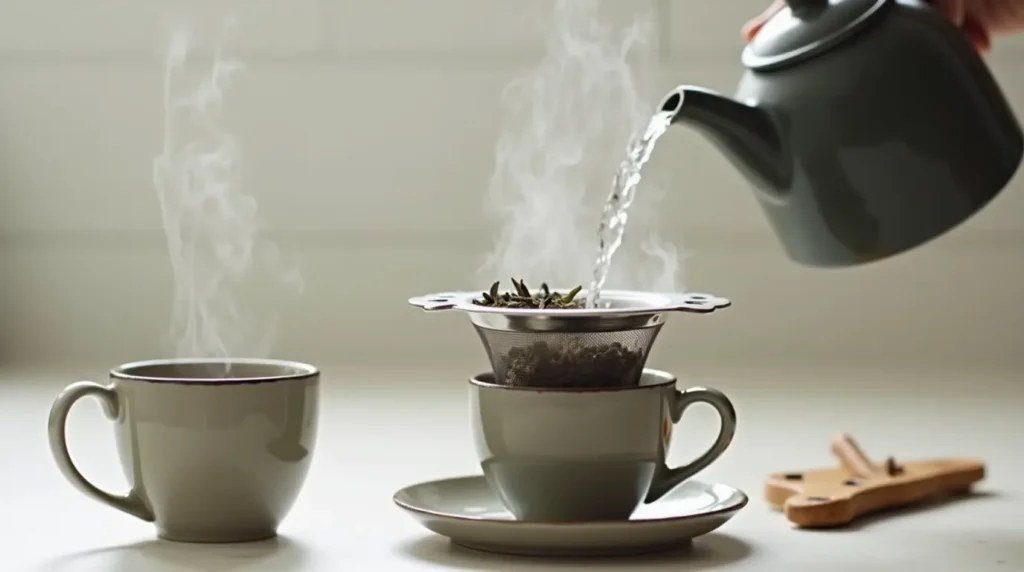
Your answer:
[393,476,748,557]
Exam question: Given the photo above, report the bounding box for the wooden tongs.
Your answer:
[764,433,985,528]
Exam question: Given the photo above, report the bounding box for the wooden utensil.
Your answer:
[765,433,985,528]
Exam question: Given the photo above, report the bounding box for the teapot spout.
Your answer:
[660,86,789,192]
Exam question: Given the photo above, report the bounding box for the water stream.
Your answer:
[586,109,675,308]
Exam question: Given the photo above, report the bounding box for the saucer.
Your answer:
[393,476,748,557]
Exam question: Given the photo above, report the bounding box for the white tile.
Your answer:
[0,235,1021,367]
[330,0,659,55]
[0,64,510,234]
[0,60,757,236]
[995,34,1024,55]
[664,0,762,55]
[3,59,1023,238]
[0,0,322,54]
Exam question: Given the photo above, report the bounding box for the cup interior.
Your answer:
[471,367,676,391]
[112,358,318,383]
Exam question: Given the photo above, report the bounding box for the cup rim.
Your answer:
[111,358,319,385]
[469,368,676,392]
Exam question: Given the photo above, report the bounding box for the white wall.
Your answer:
[1,0,1023,370]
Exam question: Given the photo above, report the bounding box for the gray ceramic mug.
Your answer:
[47,358,319,543]
[470,368,736,522]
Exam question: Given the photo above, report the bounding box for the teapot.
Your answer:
[660,0,1023,267]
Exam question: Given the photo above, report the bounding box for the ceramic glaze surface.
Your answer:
[664,0,1024,267]
[47,359,320,543]
[469,369,736,522]
[393,476,748,557]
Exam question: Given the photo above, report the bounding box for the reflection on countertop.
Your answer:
[4,364,1023,571]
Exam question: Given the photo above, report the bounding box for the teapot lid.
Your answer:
[742,0,893,71]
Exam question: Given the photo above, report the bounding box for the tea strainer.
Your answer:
[408,288,730,388]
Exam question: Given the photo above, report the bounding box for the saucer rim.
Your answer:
[392,475,749,526]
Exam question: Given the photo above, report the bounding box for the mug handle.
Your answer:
[645,386,737,503]
[47,381,154,522]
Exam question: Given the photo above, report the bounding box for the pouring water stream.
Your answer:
[586,109,676,308]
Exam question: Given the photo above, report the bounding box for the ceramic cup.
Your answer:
[470,368,736,522]
[47,358,319,543]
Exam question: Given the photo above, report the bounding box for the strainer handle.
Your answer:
[644,386,737,503]
[669,293,732,313]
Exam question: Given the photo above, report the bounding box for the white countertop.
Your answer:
[3,364,1022,571]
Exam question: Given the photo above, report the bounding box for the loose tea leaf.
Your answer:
[473,279,585,309]
[497,339,645,388]
[472,279,649,388]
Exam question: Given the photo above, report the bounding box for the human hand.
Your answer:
[742,0,1024,53]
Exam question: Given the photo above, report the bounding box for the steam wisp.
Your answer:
[152,26,302,365]
[478,0,683,299]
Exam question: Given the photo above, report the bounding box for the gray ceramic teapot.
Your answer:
[659,0,1023,267]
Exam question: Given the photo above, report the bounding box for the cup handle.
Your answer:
[47,381,154,522]
[645,386,737,503]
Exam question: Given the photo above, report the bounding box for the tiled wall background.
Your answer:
[1,1,1023,370]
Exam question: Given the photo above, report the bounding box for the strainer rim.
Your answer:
[469,368,678,392]
[410,289,730,317]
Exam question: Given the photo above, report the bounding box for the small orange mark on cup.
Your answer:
[663,418,672,445]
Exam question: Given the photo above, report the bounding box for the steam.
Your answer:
[153,24,302,362]
[478,0,683,292]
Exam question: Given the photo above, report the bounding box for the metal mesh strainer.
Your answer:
[409,289,730,388]
[474,325,662,388]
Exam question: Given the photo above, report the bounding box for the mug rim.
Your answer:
[111,358,319,385]
[469,368,676,392]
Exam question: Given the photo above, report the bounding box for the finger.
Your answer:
[961,16,992,53]
[742,0,786,42]
[931,0,966,27]
[980,0,1024,35]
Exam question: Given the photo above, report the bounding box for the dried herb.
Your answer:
[474,279,584,309]
[473,279,647,388]
[496,339,646,388]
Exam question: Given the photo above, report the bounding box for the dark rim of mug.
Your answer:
[469,368,676,393]
[110,358,319,386]
[392,477,749,525]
